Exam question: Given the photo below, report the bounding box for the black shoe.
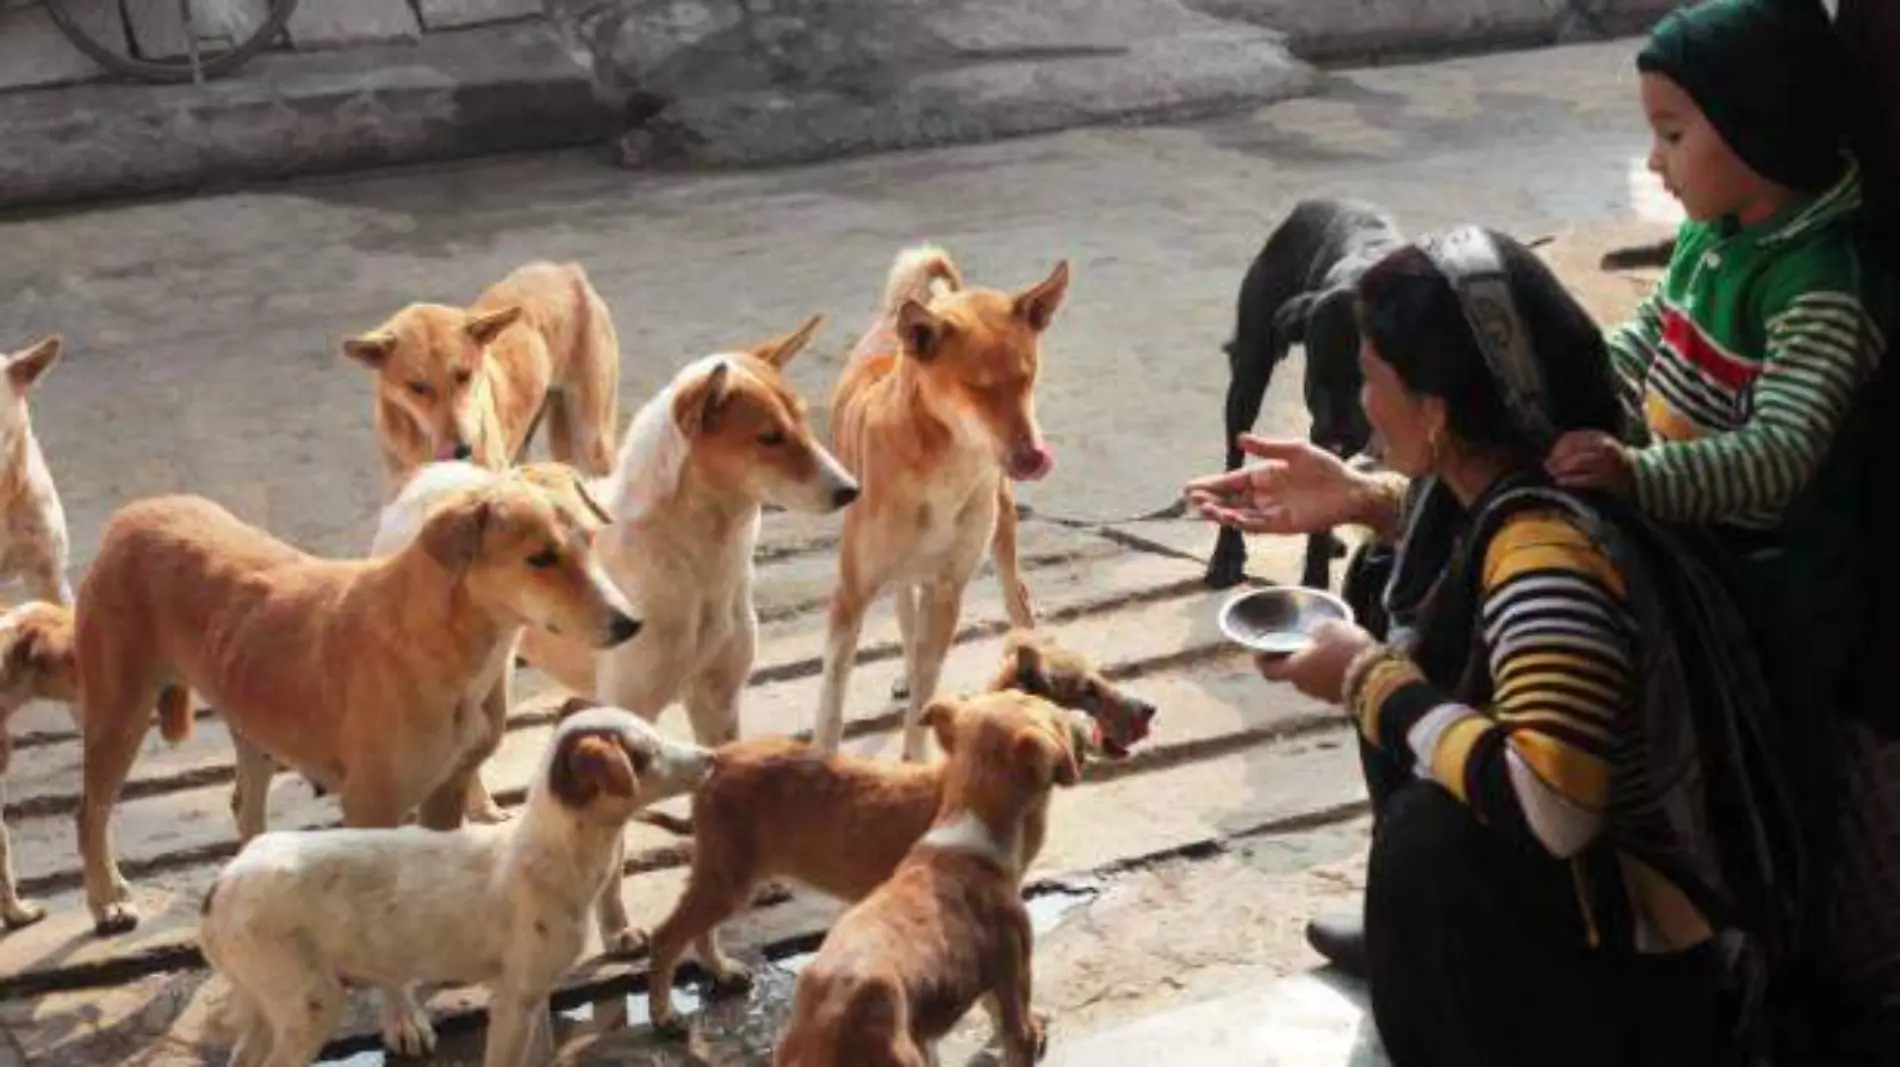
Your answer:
[1304,913,1367,978]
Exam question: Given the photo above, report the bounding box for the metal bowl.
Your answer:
[1217,586,1355,656]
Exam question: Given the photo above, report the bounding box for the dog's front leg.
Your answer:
[378,983,437,1058]
[901,581,966,762]
[993,919,1046,1067]
[24,557,72,609]
[481,987,549,1067]
[463,654,515,825]
[815,542,888,754]
[991,482,1036,630]
[0,772,45,929]
[230,734,277,843]
[594,834,646,957]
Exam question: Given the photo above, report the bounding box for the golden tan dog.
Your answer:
[0,601,189,929]
[815,245,1070,760]
[73,478,639,935]
[773,689,1085,1067]
[645,629,1155,1036]
[344,261,622,494]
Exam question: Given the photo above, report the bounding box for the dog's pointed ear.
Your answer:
[921,696,963,753]
[419,493,494,572]
[7,335,62,393]
[343,331,397,369]
[674,361,733,437]
[466,305,523,347]
[549,732,638,808]
[1012,261,1070,333]
[1015,727,1081,788]
[897,299,950,360]
[748,314,824,369]
[1007,631,1049,698]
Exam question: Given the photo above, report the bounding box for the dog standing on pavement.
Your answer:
[0,601,190,931]
[1204,199,1401,591]
[0,336,75,607]
[815,245,1070,761]
[200,705,713,1067]
[73,477,641,941]
[645,629,1157,1036]
[773,689,1089,1067]
[514,315,858,956]
[344,261,623,495]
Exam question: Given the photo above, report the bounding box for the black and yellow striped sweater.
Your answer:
[1348,508,1713,953]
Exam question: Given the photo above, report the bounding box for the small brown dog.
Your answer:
[0,601,189,929]
[816,244,1071,760]
[773,689,1088,1067]
[344,261,622,494]
[73,477,639,934]
[647,629,1154,1035]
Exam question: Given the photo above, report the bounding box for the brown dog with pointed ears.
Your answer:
[774,688,1086,1067]
[815,245,1070,761]
[344,260,622,495]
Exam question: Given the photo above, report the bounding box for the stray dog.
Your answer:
[1205,198,1402,591]
[344,261,622,494]
[73,478,640,938]
[515,315,857,955]
[200,705,713,1066]
[363,458,617,825]
[0,336,74,606]
[0,601,190,930]
[773,689,1088,1067]
[645,629,1156,1036]
[816,244,1070,760]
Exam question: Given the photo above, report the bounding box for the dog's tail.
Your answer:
[881,244,963,312]
[155,684,192,745]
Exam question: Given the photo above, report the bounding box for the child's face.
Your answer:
[1640,72,1768,223]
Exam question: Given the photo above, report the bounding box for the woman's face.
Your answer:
[1358,339,1444,478]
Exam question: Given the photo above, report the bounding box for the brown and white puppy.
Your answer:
[344,261,622,495]
[73,477,640,937]
[366,458,616,825]
[200,705,713,1066]
[816,245,1070,760]
[646,629,1155,1036]
[774,690,1087,1067]
[0,336,74,606]
[514,315,857,955]
[0,601,190,930]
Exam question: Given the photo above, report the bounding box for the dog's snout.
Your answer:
[832,485,861,509]
[1133,700,1158,726]
[452,444,473,461]
[605,611,641,646]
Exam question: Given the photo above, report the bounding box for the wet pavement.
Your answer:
[0,36,1673,1067]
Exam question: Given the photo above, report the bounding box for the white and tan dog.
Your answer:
[0,336,74,606]
[513,314,859,956]
[816,246,1070,760]
[367,459,616,825]
[201,705,713,1067]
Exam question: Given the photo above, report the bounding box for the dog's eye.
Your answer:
[407,381,433,398]
[757,429,786,447]
[526,548,558,569]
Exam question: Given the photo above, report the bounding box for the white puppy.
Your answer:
[200,706,712,1067]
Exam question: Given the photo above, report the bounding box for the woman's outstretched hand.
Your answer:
[1255,618,1377,705]
[1184,435,1370,537]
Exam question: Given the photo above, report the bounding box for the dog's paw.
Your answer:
[381,1003,437,1058]
[603,926,650,960]
[2,899,46,931]
[652,1008,692,1042]
[707,961,756,997]
[92,902,139,937]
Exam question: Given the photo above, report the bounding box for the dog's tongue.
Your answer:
[436,443,462,461]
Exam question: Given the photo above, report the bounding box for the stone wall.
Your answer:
[0,0,548,91]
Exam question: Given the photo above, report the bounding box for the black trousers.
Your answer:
[1358,741,1725,1067]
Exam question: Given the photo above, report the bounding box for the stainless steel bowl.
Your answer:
[1217,586,1355,656]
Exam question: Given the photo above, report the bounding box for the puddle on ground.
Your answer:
[316,883,1099,1066]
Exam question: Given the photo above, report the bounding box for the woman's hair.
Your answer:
[1353,231,1624,453]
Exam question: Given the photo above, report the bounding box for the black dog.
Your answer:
[1205,198,1405,591]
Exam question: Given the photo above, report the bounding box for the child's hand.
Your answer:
[1546,431,1635,497]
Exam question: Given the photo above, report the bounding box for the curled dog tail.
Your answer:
[155,684,192,744]
[881,244,963,312]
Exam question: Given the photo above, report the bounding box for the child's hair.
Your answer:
[1636,0,1851,192]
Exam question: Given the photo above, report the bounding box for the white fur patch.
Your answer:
[370,461,498,556]
[603,354,765,523]
[919,810,1015,870]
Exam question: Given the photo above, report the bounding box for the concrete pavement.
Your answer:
[0,38,1673,1066]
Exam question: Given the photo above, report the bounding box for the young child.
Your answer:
[1546,0,1891,728]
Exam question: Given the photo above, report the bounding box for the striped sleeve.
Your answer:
[1631,287,1884,523]
[1604,284,1665,447]
[1348,511,1635,858]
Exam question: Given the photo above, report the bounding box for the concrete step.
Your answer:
[1044,971,1387,1067]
